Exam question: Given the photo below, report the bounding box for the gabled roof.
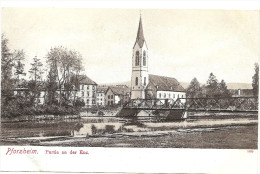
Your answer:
[148,74,185,92]
[108,86,130,95]
[134,16,145,48]
[78,75,97,85]
[97,86,108,93]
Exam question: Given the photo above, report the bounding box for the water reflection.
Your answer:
[74,123,123,137]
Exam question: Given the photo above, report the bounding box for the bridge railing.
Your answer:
[124,97,258,112]
[185,97,258,112]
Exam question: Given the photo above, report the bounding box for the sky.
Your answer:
[1,8,259,84]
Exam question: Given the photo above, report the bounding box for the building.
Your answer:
[230,89,254,97]
[96,86,108,106]
[146,74,186,103]
[130,16,186,102]
[77,75,97,108]
[106,86,130,106]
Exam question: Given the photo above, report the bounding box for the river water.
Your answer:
[0,115,258,139]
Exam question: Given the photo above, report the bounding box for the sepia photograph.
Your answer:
[0,1,259,173]
[1,7,258,148]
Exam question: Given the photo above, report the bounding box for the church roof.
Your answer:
[148,74,185,92]
[135,17,145,48]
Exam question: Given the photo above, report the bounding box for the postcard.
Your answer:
[0,1,259,173]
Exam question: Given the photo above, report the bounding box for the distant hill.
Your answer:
[180,82,252,90]
[225,83,252,90]
[100,81,252,90]
[99,81,131,87]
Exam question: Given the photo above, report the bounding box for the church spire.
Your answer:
[136,15,145,48]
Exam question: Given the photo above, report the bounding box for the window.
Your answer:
[87,92,89,97]
[108,95,110,99]
[143,51,146,66]
[82,85,84,90]
[144,77,146,86]
[92,99,95,104]
[93,86,95,90]
[159,93,161,98]
[111,101,113,105]
[135,51,139,66]
[164,93,166,98]
[87,85,89,90]
[111,95,113,99]
[108,101,110,105]
[87,99,89,104]
[81,91,84,97]
[135,77,138,86]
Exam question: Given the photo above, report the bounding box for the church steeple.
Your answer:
[131,14,149,99]
[136,16,145,48]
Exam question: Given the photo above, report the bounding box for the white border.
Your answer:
[0,0,259,10]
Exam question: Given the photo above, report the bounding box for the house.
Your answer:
[230,89,254,97]
[106,86,130,106]
[77,75,97,108]
[96,86,108,106]
[146,74,186,103]
[130,16,186,103]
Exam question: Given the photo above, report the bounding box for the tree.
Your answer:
[45,46,83,106]
[29,56,43,82]
[206,73,219,97]
[1,34,14,93]
[1,35,26,91]
[218,79,230,97]
[186,78,202,98]
[252,63,259,97]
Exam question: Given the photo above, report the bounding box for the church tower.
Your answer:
[131,16,149,99]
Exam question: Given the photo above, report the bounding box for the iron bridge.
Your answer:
[123,97,258,113]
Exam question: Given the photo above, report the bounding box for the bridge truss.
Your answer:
[123,97,258,113]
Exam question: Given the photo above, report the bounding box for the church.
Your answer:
[131,16,186,103]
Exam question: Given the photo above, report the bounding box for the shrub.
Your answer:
[98,111,105,116]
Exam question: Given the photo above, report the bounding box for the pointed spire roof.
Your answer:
[135,16,145,48]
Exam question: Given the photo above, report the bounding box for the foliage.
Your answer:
[98,111,105,116]
[252,63,259,97]
[75,98,85,107]
[29,56,44,82]
[186,78,202,98]
[204,73,230,98]
[1,35,25,93]
[45,46,83,106]
[217,79,230,97]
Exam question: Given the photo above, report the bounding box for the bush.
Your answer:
[105,125,115,134]
[98,111,105,116]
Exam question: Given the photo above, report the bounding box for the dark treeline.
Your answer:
[186,73,230,98]
[1,34,85,118]
[186,67,259,98]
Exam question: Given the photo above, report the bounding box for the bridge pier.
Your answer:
[165,109,187,121]
[117,108,188,121]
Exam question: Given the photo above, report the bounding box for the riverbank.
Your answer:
[1,124,257,149]
[0,115,258,148]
